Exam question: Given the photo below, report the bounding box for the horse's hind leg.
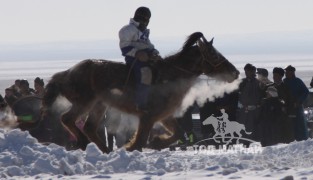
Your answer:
[83,102,110,153]
[125,115,154,152]
[61,105,90,150]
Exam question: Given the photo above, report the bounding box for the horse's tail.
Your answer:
[42,70,67,108]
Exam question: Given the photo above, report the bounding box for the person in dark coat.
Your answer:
[0,94,7,110]
[258,85,284,146]
[257,68,273,87]
[272,67,294,143]
[237,63,263,143]
[283,65,309,141]
[4,88,18,108]
[19,79,35,97]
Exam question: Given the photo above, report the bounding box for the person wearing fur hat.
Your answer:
[283,65,309,141]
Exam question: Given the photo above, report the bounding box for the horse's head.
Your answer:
[182,32,239,82]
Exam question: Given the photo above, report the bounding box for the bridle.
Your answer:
[172,37,227,76]
[197,37,227,71]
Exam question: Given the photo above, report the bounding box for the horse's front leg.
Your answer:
[61,105,90,150]
[83,102,110,153]
[125,115,154,152]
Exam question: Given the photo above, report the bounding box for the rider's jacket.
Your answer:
[119,18,157,65]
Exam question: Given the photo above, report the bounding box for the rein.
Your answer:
[172,65,197,75]
[123,58,137,90]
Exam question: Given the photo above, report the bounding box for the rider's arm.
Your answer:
[119,25,137,58]
[119,25,157,58]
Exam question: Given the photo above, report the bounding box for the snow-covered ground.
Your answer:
[0,128,312,180]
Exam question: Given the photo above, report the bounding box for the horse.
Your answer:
[41,32,239,153]
[202,114,252,144]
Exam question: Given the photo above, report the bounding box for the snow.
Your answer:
[0,128,312,179]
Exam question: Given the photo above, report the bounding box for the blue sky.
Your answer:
[1,0,313,60]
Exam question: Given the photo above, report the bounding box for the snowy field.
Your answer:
[0,128,313,180]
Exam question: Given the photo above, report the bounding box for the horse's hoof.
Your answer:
[147,136,161,149]
[125,145,142,152]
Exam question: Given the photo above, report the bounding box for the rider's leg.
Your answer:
[134,62,152,111]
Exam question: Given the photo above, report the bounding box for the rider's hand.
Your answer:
[150,54,162,61]
[135,50,149,62]
[152,49,159,56]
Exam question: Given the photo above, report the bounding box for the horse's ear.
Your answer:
[209,38,214,46]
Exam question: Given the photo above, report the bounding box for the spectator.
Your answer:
[19,79,35,97]
[237,63,263,143]
[258,85,284,146]
[4,88,18,107]
[10,79,22,98]
[283,65,309,141]
[257,68,272,86]
[0,94,7,110]
[272,67,294,143]
[34,77,45,97]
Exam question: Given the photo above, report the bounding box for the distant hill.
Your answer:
[215,30,313,55]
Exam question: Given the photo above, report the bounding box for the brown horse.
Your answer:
[42,32,239,153]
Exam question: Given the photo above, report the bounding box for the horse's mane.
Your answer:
[182,32,203,51]
[163,32,204,63]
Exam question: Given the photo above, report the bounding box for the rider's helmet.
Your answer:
[133,7,151,31]
[134,6,151,20]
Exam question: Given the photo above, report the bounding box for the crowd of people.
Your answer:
[0,77,45,109]
[178,63,311,147]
